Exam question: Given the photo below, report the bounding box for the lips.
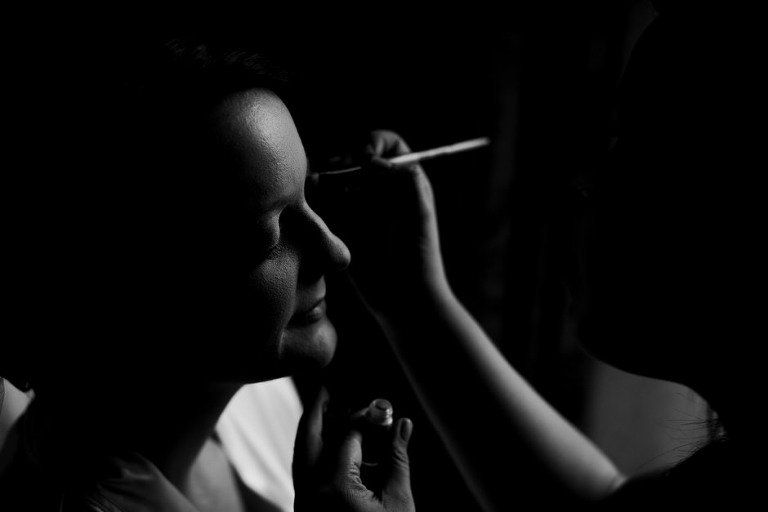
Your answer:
[289,297,327,327]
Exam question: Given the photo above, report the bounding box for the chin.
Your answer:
[281,316,338,372]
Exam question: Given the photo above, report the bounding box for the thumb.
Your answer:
[293,385,329,488]
[331,430,372,499]
[332,429,363,481]
[382,418,414,502]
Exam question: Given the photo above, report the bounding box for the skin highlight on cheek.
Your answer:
[248,257,298,335]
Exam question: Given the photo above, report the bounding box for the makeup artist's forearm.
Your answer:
[375,288,625,511]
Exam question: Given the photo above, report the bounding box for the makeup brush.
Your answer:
[318,136,491,176]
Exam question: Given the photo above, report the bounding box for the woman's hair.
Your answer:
[5,35,298,392]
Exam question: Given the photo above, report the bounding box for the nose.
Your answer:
[299,205,351,281]
[318,217,351,272]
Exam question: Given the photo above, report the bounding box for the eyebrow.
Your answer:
[269,155,310,212]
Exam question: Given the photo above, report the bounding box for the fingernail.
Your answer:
[399,418,413,442]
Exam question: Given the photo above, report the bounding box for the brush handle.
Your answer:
[387,137,491,166]
[318,137,491,176]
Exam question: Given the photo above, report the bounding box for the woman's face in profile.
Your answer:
[188,88,351,383]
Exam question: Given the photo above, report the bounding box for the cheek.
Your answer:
[206,254,300,382]
[247,255,299,342]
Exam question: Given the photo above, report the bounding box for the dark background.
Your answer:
[4,2,695,510]
[266,3,659,509]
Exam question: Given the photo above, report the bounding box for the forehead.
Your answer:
[210,88,306,207]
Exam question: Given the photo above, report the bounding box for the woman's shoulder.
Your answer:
[1,427,195,512]
[79,452,200,511]
[599,438,758,509]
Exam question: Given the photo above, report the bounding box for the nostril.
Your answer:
[323,226,350,272]
[298,207,351,282]
[334,237,351,271]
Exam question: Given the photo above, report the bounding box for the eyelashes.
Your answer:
[256,209,284,261]
[253,202,315,262]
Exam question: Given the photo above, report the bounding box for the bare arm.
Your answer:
[375,282,625,511]
[345,130,625,512]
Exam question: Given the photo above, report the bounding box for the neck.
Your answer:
[39,377,242,490]
[132,380,242,489]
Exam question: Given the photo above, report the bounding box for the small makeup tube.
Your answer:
[361,398,394,467]
[319,137,491,176]
[365,398,394,428]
